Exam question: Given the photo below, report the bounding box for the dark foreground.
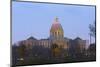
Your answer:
[12,55,96,67]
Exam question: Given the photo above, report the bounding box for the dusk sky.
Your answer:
[12,1,95,44]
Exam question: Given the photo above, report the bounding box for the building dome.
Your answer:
[50,17,63,32]
[50,17,64,40]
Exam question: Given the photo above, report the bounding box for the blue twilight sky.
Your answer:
[12,1,95,44]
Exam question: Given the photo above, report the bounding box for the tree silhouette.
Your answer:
[18,44,26,58]
[89,21,96,44]
[89,22,96,37]
[51,43,63,58]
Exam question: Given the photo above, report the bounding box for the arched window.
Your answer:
[58,31,59,36]
[53,32,55,36]
[55,32,57,36]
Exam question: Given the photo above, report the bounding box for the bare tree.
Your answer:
[89,21,96,44]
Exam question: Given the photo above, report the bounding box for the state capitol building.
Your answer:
[14,17,87,58]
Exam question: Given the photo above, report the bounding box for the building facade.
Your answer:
[14,17,87,58]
